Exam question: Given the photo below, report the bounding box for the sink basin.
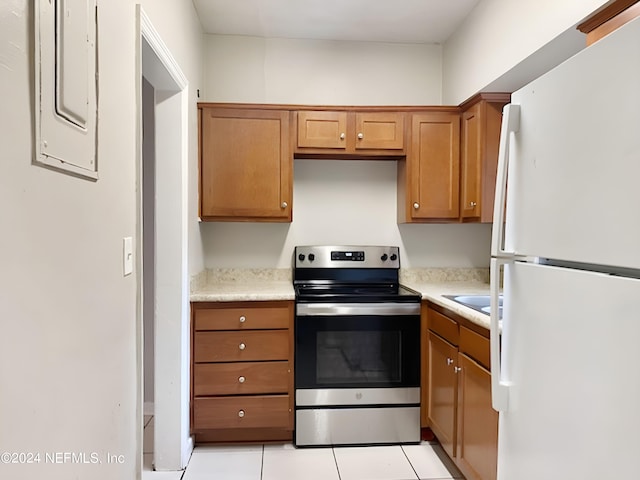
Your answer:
[481,305,503,317]
[443,294,503,317]
[451,295,502,308]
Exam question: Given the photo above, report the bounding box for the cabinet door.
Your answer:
[456,353,498,480]
[355,112,404,150]
[460,97,509,223]
[297,111,347,149]
[427,331,458,459]
[460,103,481,219]
[410,112,460,220]
[200,108,292,221]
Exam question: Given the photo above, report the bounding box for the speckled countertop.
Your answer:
[190,267,493,330]
[190,268,295,302]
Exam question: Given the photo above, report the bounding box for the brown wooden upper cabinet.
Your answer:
[459,94,510,223]
[199,106,292,222]
[295,110,405,155]
[398,110,460,222]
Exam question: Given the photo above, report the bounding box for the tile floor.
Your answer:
[143,415,463,480]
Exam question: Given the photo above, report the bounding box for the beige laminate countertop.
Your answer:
[191,269,492,330]
[190,280,295,302]
[402,281,492,330]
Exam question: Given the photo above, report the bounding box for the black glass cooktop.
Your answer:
[295,283,421,303]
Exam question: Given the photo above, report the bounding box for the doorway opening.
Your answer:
[137,6,192,473]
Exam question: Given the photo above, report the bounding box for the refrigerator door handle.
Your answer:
[491,104,520,258]
[490,257,511,412]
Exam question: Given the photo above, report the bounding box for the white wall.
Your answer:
[202,35,443,105]
[0,1,202,479]
[442,0,609,104]
[202,160,492,268]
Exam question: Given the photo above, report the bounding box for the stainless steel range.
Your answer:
[293,245,421,447]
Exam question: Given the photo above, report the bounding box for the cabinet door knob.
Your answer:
[340,132,345,140]
[455,367,462,373]
[357,132,364,139]
[413,202,420,209]
[238,410,245,418]
[446,358,454,365]
[470,201,477,207]
[281,201,288,209]
[239,315,246,323]
[238,376,246,383]
[239,343,246,351]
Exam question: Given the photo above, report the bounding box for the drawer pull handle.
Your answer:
[238,410,245,418]
[239,343,246,351]
[238,376,246,383]
[239,315,246,323]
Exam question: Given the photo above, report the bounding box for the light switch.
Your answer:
[123,237,133,276]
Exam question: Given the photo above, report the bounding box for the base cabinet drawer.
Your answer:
[194,395,291,430]
[194,361,290,396]
[194,304,291,331]
[194,330,289,362]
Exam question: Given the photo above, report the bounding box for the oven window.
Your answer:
[316,331,401,384]
[295,314,420,389]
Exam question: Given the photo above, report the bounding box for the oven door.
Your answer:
[295,302,420,390]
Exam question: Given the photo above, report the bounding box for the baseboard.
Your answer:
[144,401,154,416]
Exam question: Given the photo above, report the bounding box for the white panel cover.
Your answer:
[35,0,98,179]
[505,16,640,268]
[498,262,640,479]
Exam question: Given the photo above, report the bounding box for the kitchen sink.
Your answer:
[443,294,503,317]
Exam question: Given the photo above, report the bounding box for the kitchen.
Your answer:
[1,1,635,480]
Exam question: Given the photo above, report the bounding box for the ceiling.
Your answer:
[192,0,482,44]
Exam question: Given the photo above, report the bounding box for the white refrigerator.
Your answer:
[490,14,640,480]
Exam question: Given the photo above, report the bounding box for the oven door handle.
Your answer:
[296,303,420,316]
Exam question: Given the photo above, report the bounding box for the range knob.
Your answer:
[390,253,398,261]
[381,254,388,261]
[298,253,305,262]
[308,253,315,262]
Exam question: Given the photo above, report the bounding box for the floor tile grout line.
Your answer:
[400,445,421,480]
[260,444,265,480]
[331,447,343,480]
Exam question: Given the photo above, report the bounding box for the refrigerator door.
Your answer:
[502,16,640,269]
[497,261,640,479]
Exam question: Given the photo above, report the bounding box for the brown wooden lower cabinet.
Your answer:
[456,353,498,480]
[191,301,294,443]
[427,331,458,459]
[425,303,498,480]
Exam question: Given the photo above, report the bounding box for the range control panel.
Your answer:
[331,251,365,261]
[294,245,400,269]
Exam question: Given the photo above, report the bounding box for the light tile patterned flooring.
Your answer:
[143,415,463,480]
